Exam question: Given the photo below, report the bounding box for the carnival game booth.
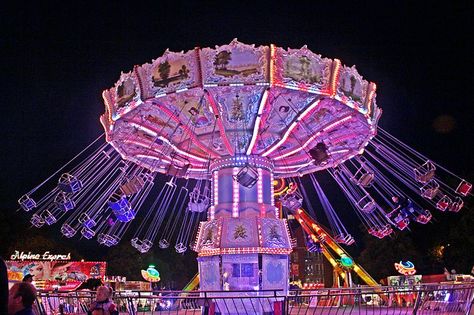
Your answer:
[6,250,106,291]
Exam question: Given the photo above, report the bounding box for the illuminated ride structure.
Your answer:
[19,40,471,294]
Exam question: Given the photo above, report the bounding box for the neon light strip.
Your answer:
[127,121,211,162]
[276,160,314,170]
[257,169,264,216]
[366,82,377,117]
[270,172,275,206]
[273,114,353,160]
[205,91,234,155]
[122,138,208,163]
[213,171,219,206]
[330,59,342,96]
[262,99,322,157]
[269,44,276,86]
[232,168,239,218]
[198,247,292,257]
[145,102,217,157]
[157,137,209,162]
[246,90,269,155]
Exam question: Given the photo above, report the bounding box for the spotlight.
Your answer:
[309,142,329,165]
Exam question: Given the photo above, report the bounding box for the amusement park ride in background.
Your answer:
[17,40,471,290]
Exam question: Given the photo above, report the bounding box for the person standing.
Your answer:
[7,282,37,315]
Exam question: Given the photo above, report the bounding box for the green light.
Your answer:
[340,255,354,267]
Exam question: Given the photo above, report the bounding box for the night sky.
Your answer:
[1,2,472,260]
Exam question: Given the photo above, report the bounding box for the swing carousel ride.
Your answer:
[18,40,471,292]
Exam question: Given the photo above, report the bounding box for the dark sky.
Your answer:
[1,2,472,257]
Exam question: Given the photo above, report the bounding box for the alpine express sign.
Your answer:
[10,250,72,261]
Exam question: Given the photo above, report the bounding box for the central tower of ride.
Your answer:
[194,156,292,292]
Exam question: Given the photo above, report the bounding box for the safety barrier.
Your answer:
[35,283,474,314]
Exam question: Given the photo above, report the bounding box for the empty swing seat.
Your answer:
[175,243,187,254]
[30,214,45,228]
[456,180,472,196]
[393,216,410,230]
[351,162,375,187]
[414,210,432,224]
[81,226,95,239]
[42,210,57,225]
[54,192,75,211]
[97,233,120,247]
[420,180,440,200]
[61,223,77,238]
[158,239,170,249]
[79,213,96,228]
[414,161,436,184]
[234,165,259,188]
[280,193,303,212]
[188,187,210,212]
[18,194,37,212]
[58,173,83,193]
[448,197,464,212]
[436,195,451,211]
[108,195,135,222]
[357,195,376,213]
[132,238,153,253]
[120,175,145,196]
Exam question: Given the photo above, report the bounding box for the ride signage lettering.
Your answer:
[10,250,71,261]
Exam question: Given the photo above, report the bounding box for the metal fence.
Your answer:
[35,283,474,314]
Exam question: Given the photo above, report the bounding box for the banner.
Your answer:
[6,260,106,291]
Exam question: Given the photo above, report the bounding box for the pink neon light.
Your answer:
[143,102,217,158]
[272,113,352,160]
[262,99,322,157]
[127,121,210,162]
[122,138,208,165]
[247,90,269,155]
[205,91,234,155]
[232,168,239,218]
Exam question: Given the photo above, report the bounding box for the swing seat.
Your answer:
[61,223,77,238]
[337,234,355,245]
[188,201,209,212]
[42,210,57,225]
[358,172,375,187]
[136,239,153,253]
[382,225,393,237]
[30,214,45,228]
[54,192,75,211]
[108,195,135,222]
[167,163,190,177]
[234,165,259,188]
[97,233,120,247]
[18,194,37,212]
[350,161,375,187]
[357,195,376,213]
[81,226,95,239]
[448,197,464,213]
[414,161,436,184]
[414,210,432,224]
[394,216,410,230]
[114,208,136,222]
[456,180,472,196]
[132,237,153,253]
[58,173,83,194]
[420,180,439,200]
[188,187,210,212]
[120,175,145,196]
[436,195,451,211]
[79,213,96,228]
[280,193,303,212]
[175,243,187,254]
[158,239,170,249]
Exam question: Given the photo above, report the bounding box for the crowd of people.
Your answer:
[1,257,118,315]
